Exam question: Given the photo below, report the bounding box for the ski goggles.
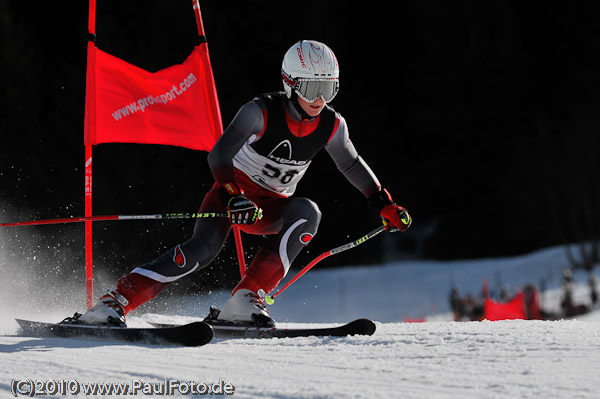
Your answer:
[295,79,339,103]
[283,72,339,103]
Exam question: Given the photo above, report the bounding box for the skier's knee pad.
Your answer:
[289,197,322,230]
[276,198,322,274]
[180,234,224,268]
[235,199,321,293]
[130,233,223,286]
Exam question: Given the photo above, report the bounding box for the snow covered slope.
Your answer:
[1,244,599,398]
[1,317,599,399]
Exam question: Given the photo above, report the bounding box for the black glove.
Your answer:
[219,182,261,225]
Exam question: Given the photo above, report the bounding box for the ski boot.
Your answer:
[206,289,275,328]
[76,290,127,327]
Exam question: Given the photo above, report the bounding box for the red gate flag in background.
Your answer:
[483,292,527,321]
[84,44,223,151]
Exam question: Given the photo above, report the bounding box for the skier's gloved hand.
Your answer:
[220,182,261,225]
[380,204,412,232]
[368,188,412,232]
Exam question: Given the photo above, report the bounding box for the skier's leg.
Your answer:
[117,203,231,313]
[216,197,321,324]
[79,184,230,324]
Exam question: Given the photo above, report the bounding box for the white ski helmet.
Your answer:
[281,40,339,103]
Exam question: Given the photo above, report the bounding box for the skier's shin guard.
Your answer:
[234,248,285,295]
[115,273,168,314]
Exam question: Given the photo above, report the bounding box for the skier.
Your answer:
[78,40,412,327]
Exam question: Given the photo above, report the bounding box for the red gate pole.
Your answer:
[191,0,246,277]
[192,0,206,38]
[85,146,93,309]
[84,0,97,309]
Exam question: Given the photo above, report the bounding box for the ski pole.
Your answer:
[265,224,388,304]
[0,212,230,227]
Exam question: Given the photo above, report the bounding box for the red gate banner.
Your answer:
[82,0,224,309]
[84,44,222,150]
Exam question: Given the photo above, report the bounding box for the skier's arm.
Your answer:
[325,116,412,232]
[207,100,264,185]
[324,116,381,198]
[207,100,264,225]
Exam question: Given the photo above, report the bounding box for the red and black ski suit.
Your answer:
[112,92,381,314]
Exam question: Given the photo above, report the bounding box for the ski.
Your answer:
[151,318,376,339]
[15,319,213,347]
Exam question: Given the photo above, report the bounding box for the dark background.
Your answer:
[1,1,599,292]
